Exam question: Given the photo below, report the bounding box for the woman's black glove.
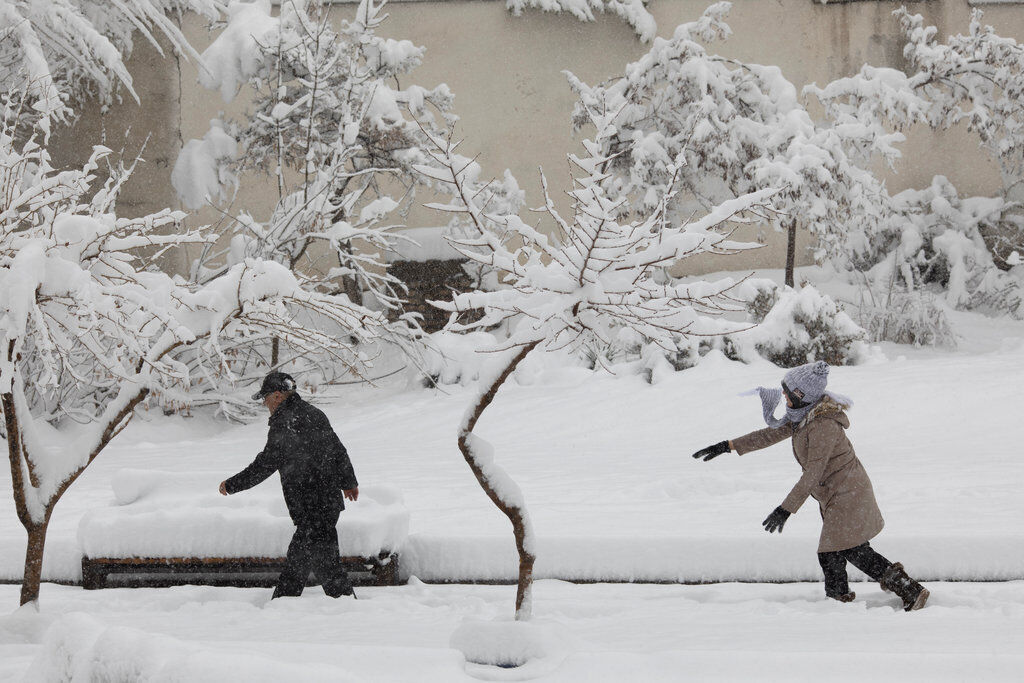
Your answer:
[691,441,730,461]
[762,506,791,533]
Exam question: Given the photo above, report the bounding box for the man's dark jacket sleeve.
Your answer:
[224,428,286,494]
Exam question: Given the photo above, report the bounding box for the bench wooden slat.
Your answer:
[82,552,399,589]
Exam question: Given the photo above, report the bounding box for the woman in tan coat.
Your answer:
[692,361,929,611]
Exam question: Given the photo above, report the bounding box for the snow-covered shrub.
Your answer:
[743,284,867,367]
[851,287,957,349]
[853,177,1022,318]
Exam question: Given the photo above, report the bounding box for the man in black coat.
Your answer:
[219,372,359,599]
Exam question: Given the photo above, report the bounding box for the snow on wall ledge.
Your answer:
[401,534,1024,584]
[77,470,409,559]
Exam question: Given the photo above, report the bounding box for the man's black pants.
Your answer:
[272,520,354,599]
[817,542,892,596]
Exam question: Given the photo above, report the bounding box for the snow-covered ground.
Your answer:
[2,581,1022,681]
[2,273,1023,680]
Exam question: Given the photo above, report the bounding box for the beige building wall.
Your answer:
[53,0,1024,276]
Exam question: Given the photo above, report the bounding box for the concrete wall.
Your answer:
[54,0,1024,276]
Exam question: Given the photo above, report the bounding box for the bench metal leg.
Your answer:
[372,554,400,586]
[81,559,106,590]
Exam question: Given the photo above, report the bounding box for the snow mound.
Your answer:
[78,469,408,559]
[26,612,356,683]
[450,617,571,678]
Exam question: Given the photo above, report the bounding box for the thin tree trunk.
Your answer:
[4,383,150,606]
[785,218,797,288]
[20,519,49,605]
[2,389,44,606]
[457,341,540,620]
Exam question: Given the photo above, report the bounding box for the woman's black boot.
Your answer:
[880,562,929,611]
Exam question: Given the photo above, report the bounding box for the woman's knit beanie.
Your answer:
[782,361,829,404]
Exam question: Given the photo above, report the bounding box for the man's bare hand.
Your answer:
[344,487,358,502]
[219,481,228,496]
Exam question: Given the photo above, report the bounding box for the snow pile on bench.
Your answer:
[27,613,356,683]
[78,469,408,560]
[383,226,463,263]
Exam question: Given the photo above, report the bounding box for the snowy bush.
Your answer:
[740,284,867,367]
[850,287,957,349]
[581,320,745,384]
[850,177,1022,318]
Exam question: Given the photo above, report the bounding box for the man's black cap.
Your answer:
[252,371,297,401]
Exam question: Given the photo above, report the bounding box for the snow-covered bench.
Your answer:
[78,470,408,589]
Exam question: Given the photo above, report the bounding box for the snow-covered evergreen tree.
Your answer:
[565,2,889,287]
[417,106,774,620]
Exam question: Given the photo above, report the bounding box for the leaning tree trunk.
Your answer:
[457,341,541,620]
[784,217,797,288]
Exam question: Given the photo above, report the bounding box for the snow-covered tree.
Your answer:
[896,7,1024,267]
[507,0,657,43]
[805,8,1024,316]
[175,0,453,332]
[0,107,403,606]
[417,111,775,620]
[566,1,889,287]
[0,0,222,133]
